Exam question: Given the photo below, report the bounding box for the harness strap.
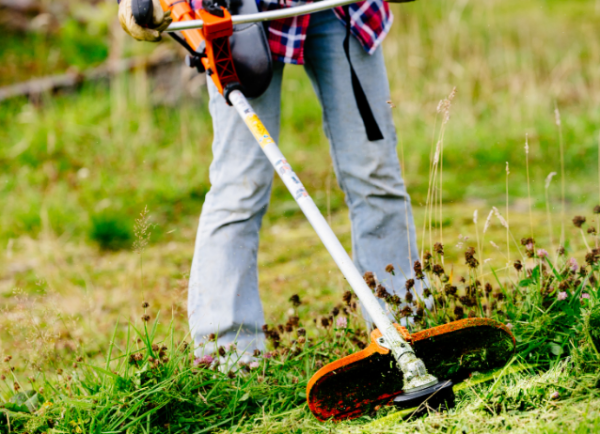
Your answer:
[342,5,384,142]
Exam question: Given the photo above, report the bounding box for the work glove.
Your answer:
[118,0,173,42]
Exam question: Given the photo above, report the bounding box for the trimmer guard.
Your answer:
[306,318,515,421]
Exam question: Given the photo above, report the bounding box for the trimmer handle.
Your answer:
[132,0,155,27]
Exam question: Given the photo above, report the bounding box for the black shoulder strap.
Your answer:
[343,5,384,142]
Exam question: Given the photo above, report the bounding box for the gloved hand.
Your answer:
[118,0,173,42]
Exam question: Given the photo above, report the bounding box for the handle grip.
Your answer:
[132,0,154,27]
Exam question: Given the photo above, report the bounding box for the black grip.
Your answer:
[132,0,154,28]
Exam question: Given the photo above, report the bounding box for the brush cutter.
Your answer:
[131,0,516,422]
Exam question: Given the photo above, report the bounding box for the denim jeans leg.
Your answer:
[303,11,425,326]
[188,63,285,356]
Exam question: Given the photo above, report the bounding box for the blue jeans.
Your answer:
[188,10,421,356]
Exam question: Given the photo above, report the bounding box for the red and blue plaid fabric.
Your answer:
[260,0,393,64]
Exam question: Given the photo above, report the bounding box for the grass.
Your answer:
[2,0,600,432]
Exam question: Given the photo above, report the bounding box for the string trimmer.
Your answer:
[130,0,515,422]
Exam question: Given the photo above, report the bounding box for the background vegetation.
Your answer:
[1,0,600,432]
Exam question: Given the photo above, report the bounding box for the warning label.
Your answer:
[245,114,275,148]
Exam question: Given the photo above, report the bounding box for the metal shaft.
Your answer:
[228,89,438,392]
[166,0,361,32]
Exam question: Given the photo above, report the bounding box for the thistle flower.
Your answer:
[572,216,586,228]
[336,316,348,329]
[194,355,214,367]
[557,292,568,301]
[537,249,549,259]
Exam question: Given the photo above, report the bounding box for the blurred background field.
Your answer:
[1,0,599,381]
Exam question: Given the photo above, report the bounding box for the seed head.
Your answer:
[434,242,444,255]
[342,291,353,306]
[385,264,395,274]
[363,271,376,289]
[218,346,226,357]
[454,306,464,318]
[142,301,149,308]
[432,264,445,276]
[423,287,432,298]
[514,260,523,272]
[465,247,479,268]
[594,205,600,214]
[297,327,306,336]
[289,294,301,307]
[413,261,424,280]
[141,314,150,322]
[375,284,390,299]
[405,291,413,303]
[3,356,12,363]
[573,216,586,228]
[588,227,597,235]
[557,246,565,256]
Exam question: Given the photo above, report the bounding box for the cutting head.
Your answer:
[306,318,515,422]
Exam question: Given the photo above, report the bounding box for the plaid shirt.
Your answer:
[188,0,393,65]
[259,0,393,65]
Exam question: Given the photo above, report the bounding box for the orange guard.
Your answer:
[306,318,515,422]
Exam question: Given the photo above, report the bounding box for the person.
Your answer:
[118,0,423,359]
